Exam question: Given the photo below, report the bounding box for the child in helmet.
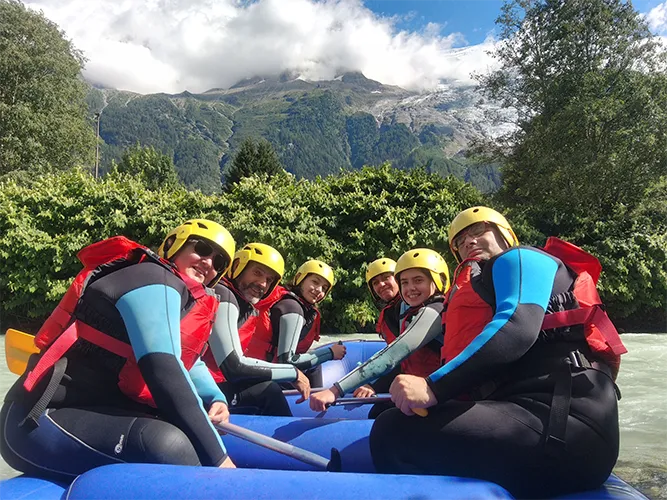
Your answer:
[245,260,346,374]
[352,258,404,401]
[310,248,449,413]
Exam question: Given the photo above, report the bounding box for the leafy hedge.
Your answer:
[1,165,664,334]
[0,165,483,333]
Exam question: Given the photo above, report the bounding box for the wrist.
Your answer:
[425,378,443,404]
[332,382,344,398]
[211,397,228,408]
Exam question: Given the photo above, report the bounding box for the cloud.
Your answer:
[25,0,499,94]
[646,2,667,34]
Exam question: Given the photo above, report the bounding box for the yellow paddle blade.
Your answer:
[5,329,39,376]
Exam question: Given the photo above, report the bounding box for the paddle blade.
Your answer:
[5,329,39,376]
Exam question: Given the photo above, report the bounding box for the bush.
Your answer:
[0,165,484,333]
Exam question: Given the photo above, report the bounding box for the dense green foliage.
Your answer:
[484,0,667,229]
[112,144,180,191]
[225,137,284,187]
[98,92,232,192]
[0,0,94,175]
[0,165,486,333]
[476,0,667,328]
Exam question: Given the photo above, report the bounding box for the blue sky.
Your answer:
[365,0,667,44]
[365,0,502,45]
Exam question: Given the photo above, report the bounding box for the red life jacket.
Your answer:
[23,236,218,407]
[441,262,494,364]
[245,287,321,362]
[202,314,258,383]
[539,237,626,379]
[376,295,401,341]
[442,241,626,379]
[380,298,443,378]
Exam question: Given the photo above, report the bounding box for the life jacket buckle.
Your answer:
[567,350,592,371]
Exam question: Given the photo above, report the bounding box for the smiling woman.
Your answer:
[0,219,238,482]
[309,248,449,414]
[158,220,235,286]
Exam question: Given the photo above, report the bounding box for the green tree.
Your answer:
[174,136,222,194]
[111,144,180,191]
[226,137,284,187]
[0,0,94,175]
[479,0,667,230]
[477,0,667,327]
[346,113,380,168]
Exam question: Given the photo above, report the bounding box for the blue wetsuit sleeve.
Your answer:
[189,358,227,406]
[427,248,558,403]
[116,283,227,466]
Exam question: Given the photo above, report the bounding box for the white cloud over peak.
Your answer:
[25,0,498,94]
[646,2,667,34]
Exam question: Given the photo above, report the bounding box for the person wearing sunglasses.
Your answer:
[1,219,237,482]
[309,249,449,414]
[245,260,345,379]
[201,243,311,415]
[371,206,626,498]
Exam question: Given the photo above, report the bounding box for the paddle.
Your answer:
[216,421,341,472]
[5,329,40,376]
[327,395,429,416]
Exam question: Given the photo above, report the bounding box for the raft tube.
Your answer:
[0,341,649,500]
[286,339,383,419]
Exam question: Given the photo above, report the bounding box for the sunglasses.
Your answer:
[191,239,228,273]
[452,222,491,251]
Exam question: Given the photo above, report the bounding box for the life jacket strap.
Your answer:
[541,305,627,356]
[24,321,134,392]
[544,358,573,457]
[23,322,78,392]
[19,357,68,430]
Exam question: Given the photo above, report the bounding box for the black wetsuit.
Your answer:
[268,294,334,370]
[1,261,227,481]
[208,283,295,416]
[370,247,621,498]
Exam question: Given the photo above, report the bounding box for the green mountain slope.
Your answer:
[89,72,502,193]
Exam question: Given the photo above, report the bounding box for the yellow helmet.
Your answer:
[448,206,519,262]
[158,219,235,285]
[229,243,285,297]
[395,248,450,293]
[293,260,335,300]
[365,258,397,301]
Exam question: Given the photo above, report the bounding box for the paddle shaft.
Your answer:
[216,421,337,471]
[327,396,429,416]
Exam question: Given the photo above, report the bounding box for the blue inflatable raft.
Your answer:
[0,340,648,499]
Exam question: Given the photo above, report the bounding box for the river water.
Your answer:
[0,333,665,498]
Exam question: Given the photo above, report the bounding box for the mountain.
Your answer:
[87,72,510,194]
